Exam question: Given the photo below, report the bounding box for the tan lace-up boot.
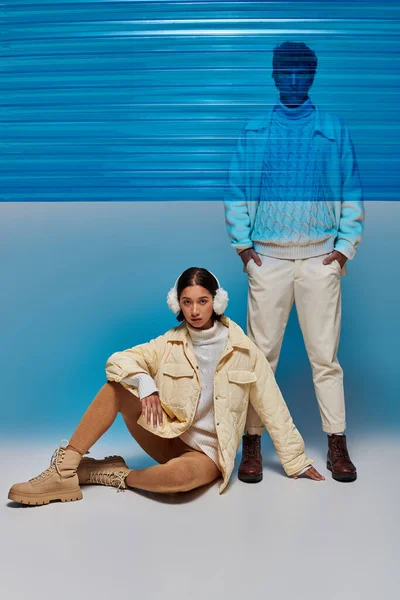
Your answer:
[77,455,131,490]
[8,441,83,505]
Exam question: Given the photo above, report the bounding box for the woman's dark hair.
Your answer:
[176,267,221,322]
[272,41,318,77]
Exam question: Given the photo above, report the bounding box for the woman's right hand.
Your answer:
[239,248,262,267]
[141,392,164,429]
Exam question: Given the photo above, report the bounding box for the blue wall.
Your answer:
[1,201,399,439]
[4,1,400,202]
[2,2,399,439]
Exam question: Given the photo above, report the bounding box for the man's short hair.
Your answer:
[272,41,318,76]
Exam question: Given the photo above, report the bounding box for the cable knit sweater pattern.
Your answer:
[252,99,336,259]
[224,97,364,262]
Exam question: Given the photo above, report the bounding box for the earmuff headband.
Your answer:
[166,270,228,315]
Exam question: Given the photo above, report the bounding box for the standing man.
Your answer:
[224,41,364,483]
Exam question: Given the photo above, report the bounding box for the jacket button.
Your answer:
[216,423,220,426]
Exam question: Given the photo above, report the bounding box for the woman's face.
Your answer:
[179,285,214,330]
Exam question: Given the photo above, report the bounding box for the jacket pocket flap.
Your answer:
[163,363,193,378]
[228,370,257,384]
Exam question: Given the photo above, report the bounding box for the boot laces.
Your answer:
[88,470,127,492]
[29,439,69,483]
[243,435,260,459]
[331,437,350,462]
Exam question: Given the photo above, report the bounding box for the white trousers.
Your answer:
[245,254,346,435]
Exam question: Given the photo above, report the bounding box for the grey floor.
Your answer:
[1,433,398,600]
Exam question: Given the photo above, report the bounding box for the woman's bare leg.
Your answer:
[125,449,220,493]
[9,382,219,504]
[69,381,184,463]
[69,381,220,492]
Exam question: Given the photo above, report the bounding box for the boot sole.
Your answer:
[8,488,83,506]
[326,461,357,483]
[238,473,263,484]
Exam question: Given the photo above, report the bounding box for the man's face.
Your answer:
[273,63,315,107]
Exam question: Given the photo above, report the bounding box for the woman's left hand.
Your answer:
[293,466,325,481]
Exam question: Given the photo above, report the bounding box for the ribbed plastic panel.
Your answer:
[3,1,400,201]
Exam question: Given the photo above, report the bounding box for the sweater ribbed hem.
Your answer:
[254,236,335,260]
[137,376,159,400]
[180,430,221,470]
[121,373,158,400]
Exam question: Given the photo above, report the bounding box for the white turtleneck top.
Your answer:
[122,320,228,469]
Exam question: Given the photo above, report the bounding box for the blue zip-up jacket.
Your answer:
[224,106,364,260]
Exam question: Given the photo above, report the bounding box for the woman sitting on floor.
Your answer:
[9,267,324,505]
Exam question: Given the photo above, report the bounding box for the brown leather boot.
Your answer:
[327,434,357,482]
[238,434,263,483]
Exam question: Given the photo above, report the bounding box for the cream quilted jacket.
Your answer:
[106,317,313,493]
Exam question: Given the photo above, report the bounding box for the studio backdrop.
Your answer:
[2,1,399,438]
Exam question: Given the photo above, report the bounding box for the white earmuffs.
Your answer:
[167,270,229,316]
